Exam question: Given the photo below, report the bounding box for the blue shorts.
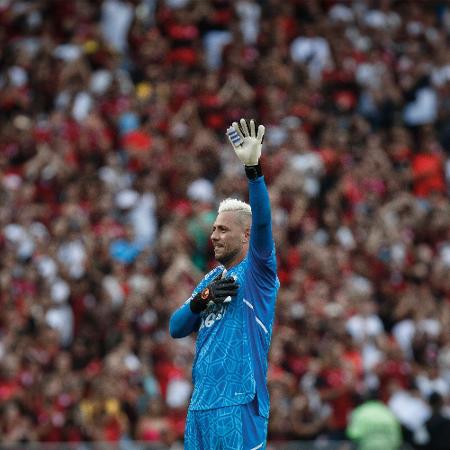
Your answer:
[185,398,268,450]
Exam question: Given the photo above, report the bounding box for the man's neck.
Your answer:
[222,249,248,269]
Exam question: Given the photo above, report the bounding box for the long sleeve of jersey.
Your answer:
[169,303,201,338]
[248,176,274,259]
[169,266,223,339]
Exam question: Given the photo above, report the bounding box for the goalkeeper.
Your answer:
[169,118,279,450]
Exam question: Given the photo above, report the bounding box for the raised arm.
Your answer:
[227,118,273,259]
[248,176,273,258]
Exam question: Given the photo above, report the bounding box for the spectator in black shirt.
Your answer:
[419,392,450,450]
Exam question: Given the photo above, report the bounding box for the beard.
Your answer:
[215,245,241,266]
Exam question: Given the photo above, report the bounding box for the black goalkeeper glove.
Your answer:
[190,275,239,314]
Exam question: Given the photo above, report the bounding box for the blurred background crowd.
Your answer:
[1,0,450,448]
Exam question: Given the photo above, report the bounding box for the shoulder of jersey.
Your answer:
[205,265,224,279]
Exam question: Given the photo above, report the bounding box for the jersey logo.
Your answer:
[199,304,226,330]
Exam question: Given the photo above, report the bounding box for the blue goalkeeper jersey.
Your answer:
[169,177,279,418]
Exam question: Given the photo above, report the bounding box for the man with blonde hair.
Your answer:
[170,119,279,449]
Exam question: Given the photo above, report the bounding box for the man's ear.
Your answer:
[242,227,250,244]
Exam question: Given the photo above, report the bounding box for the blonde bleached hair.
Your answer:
[218,198,252,215]
[218,198,252,227]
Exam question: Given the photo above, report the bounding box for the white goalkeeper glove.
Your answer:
[226,118,265,167]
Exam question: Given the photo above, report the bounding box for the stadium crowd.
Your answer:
[1,0,450,448]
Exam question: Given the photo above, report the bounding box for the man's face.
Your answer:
[210,211,249,267]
